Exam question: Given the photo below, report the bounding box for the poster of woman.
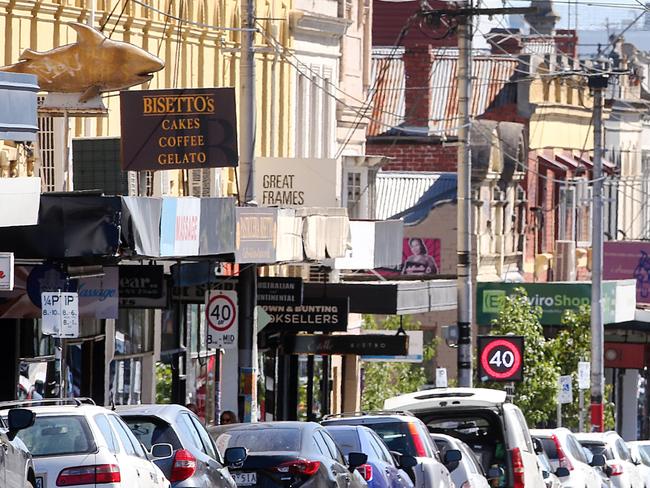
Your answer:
[402,238,440,275]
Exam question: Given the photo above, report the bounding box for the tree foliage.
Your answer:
[155,362,172,404]
[486,288,559,426]
[361,315,437,411]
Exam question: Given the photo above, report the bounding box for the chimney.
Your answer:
[403,46,434,131]
[486,28,523,55]
[525,0,560,36]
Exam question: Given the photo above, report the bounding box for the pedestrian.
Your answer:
[220,410,238,425]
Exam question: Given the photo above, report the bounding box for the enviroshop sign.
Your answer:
[476,282,630,325]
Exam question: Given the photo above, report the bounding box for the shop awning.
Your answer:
[303,279,457,315]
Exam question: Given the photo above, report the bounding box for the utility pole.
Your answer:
[238,0,258,423]
[456,0,473,388]
[589,67,608,433]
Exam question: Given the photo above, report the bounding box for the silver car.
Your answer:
[118,404,243,488]
[430,433,494,488]
[0,406,37,487]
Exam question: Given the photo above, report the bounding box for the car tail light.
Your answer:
[551,434,574,471]
[274,460,321,476]
[170,449,197,482]
[56,464,120,486]
[356,464,373,481]
[511,447,525,488]
[408,422,427,457]
[608,463,624,476]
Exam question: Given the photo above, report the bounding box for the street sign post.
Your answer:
[578,361,590,431]
[205,290,238,349]
[477,336,524,382]
[41,291,79,338]
[436,368,448,388]
[557,374,573,427]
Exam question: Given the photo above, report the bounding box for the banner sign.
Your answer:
[120,87,238,171]
[235,207,278,263]
[257,277,303,306]
[41,291,79,338]
[205,290,238,349]
[0,253,14,291]
[119,265,167,308]
[284,333,409,356]
[261,297,348,333]
[604,241,650,304]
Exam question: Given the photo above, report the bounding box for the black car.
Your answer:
[210,421,369,487]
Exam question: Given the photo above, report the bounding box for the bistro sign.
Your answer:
[120,88,238,171]
[283,334,409,356]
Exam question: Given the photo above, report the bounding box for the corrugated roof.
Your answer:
[369,48,518,137]
[369,48,405,137]
[375,171,455,220]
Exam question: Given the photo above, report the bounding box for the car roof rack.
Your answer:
[322,410,415,420]
[0,397,96,410]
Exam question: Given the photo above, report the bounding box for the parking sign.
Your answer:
[205,291,238,349]
[41,291,79,338]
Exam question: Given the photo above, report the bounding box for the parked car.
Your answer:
[532,438,566,488]
[325,424,415,488]
[0,398,170,488]
[577,433,644,488]
[627,442,650,488]
[118,404,243,487]
[321,411,457,488]
[531,428,604,488]
[430,432,494,488]
[209,421,369,487]
[384,388,546,488]
[0,405,37,487]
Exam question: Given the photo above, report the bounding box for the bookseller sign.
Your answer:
[120,88,238,171]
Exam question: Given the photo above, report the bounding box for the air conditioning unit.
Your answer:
[554,240,576,281]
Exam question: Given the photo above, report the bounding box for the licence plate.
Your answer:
[35,477,44,488]
[233,472,257,486]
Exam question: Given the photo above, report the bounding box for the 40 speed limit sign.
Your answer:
[477,336,524,382]
[205,291,238,349]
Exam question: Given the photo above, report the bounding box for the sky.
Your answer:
[480,0,647,31]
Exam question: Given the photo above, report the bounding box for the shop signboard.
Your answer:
[41,291,79,338]
[257,277,303,306]
[0,253,14,291]
[120,87,238,171]
[254,157,340,207]
[604,241,650,304]
[205,290,238,349]
[235,207,278,263]
[261,297,348,333]
[362,330,423,362]
[160,197,201,257]
[119,265,167,308]
[477,282,616,325]
[283,333,409,356]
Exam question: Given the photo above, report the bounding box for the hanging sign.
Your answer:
[283,333,409,356]
[578,361,590,390]
[477,335,524,382]
[257,277,303,306]
[205,290,238,349]
[558,375,573,404]
[0,253,14,291]
[41,291,79,338]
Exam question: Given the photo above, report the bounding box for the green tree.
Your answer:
[549,306,615,430]
[361,315,437,411]
[155,362,172,404]
[486,288,559,426]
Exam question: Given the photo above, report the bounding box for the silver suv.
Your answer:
[322,412,457,488]
[0,407,37,487]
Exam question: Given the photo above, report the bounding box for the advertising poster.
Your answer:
[379,238,441,276]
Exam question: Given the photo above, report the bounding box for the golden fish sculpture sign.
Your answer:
[0,23,164,102]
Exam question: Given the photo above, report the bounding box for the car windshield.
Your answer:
[15,415,96,457]
[326,429,360,456]
[366,422,418,457]
[121,416,183,450]
[217,428,301,453]
[581,442,613,460]
[636,445,650,465]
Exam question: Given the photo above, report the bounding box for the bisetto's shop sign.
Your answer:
[119,88,239,171]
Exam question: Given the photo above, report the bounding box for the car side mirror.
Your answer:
[444,449,462,472]
[488,467,504,480]
[7,408,35,441]
[224,447,247,467]
[400,454,418,470]
[348,452,368,471]
[150,443,173,460]
[555,467,570,478]
[590,454,606,467]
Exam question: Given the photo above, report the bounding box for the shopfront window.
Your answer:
[116,309,153,355]
[111,357,142,405]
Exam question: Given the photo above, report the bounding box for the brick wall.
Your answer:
[367,141,458,172]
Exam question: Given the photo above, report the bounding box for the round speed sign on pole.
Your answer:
[477,335,524,382]
[205,290,238,349]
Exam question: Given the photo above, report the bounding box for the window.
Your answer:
[220,427,301,453]
[95,415,119,454]
[178,413,207,452]
[318,430,345,463]
[108,415,137,456]
[512,408,534,453]
[615,439,631,461]
[189,415,219,461]
[369,431,394,465]
[346,170,362,218]
[368,421,418,457]
[567,435,587,463]
[15,415,96,457]
[326,428,360,456]
[121,416,182,451]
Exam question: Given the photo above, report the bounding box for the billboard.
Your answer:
[379,238,441,276]
[604,241,650,304]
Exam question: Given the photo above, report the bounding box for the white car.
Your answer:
[532,428,604,488]
[384,388,547,488]
[628,442,650,488]
[431,433,494,488]
[576,433,643,488]
[1,399,171,488]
